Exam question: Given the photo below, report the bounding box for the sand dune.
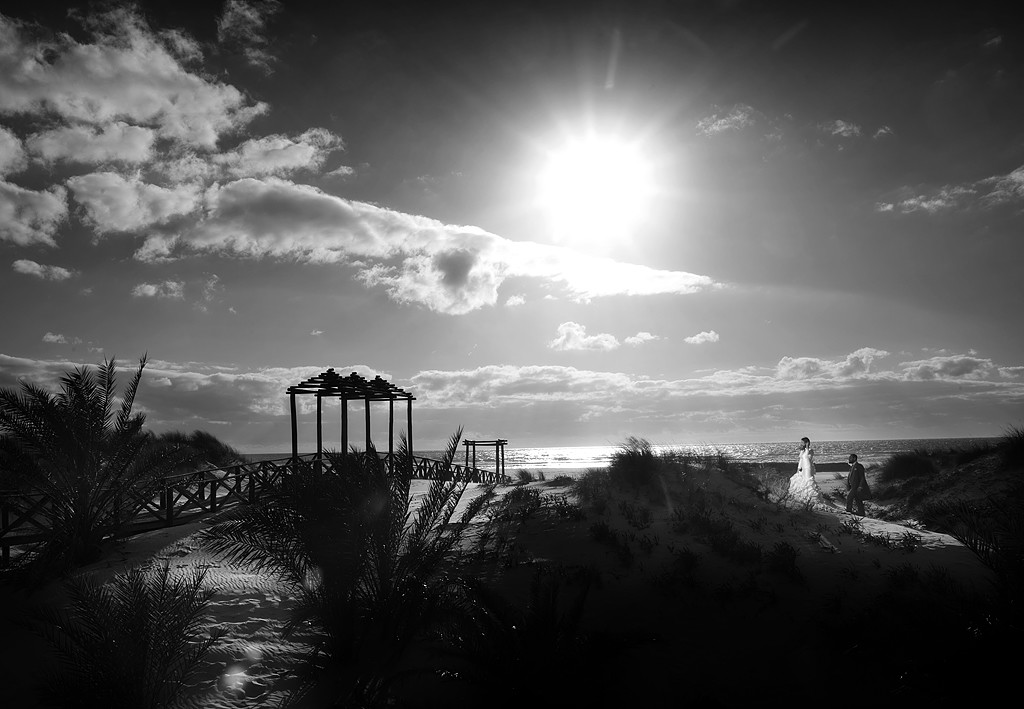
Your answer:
[2,469,1001,707]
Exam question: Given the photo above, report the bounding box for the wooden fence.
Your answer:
[1,452,508,567]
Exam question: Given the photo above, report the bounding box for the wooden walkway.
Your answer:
[1,453,508,566]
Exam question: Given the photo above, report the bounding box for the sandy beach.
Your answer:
[1,461,1006,708]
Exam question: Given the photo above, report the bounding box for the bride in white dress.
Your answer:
[788,437,819,504]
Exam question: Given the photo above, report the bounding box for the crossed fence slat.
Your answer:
[1,453,508,566]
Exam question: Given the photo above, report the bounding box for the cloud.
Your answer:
[193,273,224,312]
[696,104,759,136]
[876,185,977,214]
[132,280,184,299]
[410,347,1024,414]
[42,332,67,344]
[897,354,998,381]
[979,166,1024,207]
[68,172,201,233]
[0,125,26,176]
[624,332,660,346]
[684,330,719,345]
[0,355,381,426]
[310,329,324,336]
[549,322,620,352]
[777,347,889,380]
[877,165,1024,214]
[0,9,267,148]
[27,122,156,164]
[12,259,75,280]
[202,274,222,301]
[3,350,1020,451]
[214,128,344,177]
[359,248,506,315]
[325,165,356,179]
[505,294,526,307]
[217,0,282,73]
[0,181,68,246]
[133,177,718,314]
[158,28,203,64]
[819,119,862,138]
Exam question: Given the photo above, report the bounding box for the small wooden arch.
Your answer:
[463,439,508,481]
[286,369,416,467]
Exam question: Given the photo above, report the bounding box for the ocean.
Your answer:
[249,437,1000,476]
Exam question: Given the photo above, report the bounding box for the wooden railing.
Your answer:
[1,453,508,566]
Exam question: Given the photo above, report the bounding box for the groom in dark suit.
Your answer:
[846,453,867,516]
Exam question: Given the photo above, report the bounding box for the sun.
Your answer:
[537,133,655,252]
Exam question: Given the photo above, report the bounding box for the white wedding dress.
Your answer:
[788,448,819,504]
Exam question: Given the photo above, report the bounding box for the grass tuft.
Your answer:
[997,424,1024,469]
[877,450,938,483]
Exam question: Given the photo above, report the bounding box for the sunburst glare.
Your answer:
[537,133,655,253]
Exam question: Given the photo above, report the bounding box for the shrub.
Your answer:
[501,485,544,522]
[951,442,995,466]
[894,531,922,553]
[709,530,762,565]
[549,493,586,520]
[877,450,938,483]
[544,475,575,487]
[570,468,612,507]
[653,546,702,594]
[33,563,222,709]
[608,436,660,489]
[618,500,653,530]
[0,355,201,582]
[997,424,1024,469]
[439,565,599,706]
[748,515,769,533]
[764,542,802,582]
[588,520,616,545]
[922,494,1024,599]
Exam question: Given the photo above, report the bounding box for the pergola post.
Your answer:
[341,398,348,453]
[463,439,508,482]
[364,399,371,453]
[290,391,298,469]
[406,399,413,476]
[287,369,415,477]
[388,398,394,474]
[316,394,323,462]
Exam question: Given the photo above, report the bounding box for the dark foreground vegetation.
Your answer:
[2,357,1020,707]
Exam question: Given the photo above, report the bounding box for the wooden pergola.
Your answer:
[286,369,416,466]
[463,439,508,481]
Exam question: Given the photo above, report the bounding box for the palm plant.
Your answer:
[32,563,223,709]
[199,426,491,706]
[0,355,199,579]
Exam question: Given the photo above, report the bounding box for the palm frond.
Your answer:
[32,562,222,709]
[115,354,148,433]
[441,425,464,466]
[1,355,240,579]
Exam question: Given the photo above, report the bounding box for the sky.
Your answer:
[1,0,1023,454]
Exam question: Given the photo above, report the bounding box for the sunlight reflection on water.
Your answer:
[417,436,999,475]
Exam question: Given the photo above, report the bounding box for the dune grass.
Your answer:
[877,449,939,483]
[997,424,1024,469]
